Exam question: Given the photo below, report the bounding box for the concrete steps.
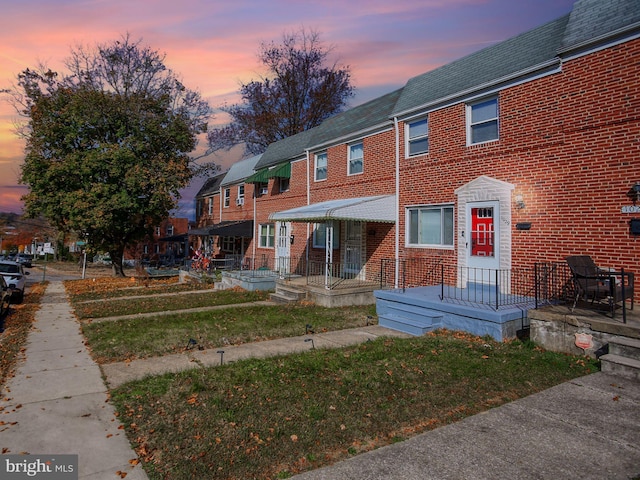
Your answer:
[600,336,640,382]
[270,282,307,304]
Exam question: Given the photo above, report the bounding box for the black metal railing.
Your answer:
[439,265,537,310]
[378,258,576,311]
[306,260,377,289]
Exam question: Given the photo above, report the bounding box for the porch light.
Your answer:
[626,183,640,204]
[514,194,525,209]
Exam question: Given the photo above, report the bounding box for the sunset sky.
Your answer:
[0,0,575,218]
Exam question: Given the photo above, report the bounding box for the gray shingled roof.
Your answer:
[560,0,640,53]
[195,172,226,198]
[255,89,403,169]
[255,127,318,169]
[393,0,640,118]
[392,15,570,117]
[221,154,262,187]
[308,88,403,149]
[250,0,640,172]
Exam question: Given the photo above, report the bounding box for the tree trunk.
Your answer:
[110,245,126,277]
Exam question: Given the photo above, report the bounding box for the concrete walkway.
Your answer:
[0,282,148,479]
[102,324,411,388]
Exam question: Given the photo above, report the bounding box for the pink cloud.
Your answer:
[0,0,575,214]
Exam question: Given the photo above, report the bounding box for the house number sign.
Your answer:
[621,205,640,213]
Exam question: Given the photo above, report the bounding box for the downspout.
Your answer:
[305,150,311,274]
[252,182,256,260]
[393,116,400,289]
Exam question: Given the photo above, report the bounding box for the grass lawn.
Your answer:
[110,330,599,480]
[63,277,600,479]
[82,304,376,362]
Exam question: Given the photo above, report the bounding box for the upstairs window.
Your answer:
[407,205,454,247]
[406,118,428,156]
[467,97,499,145]
[280,177,290,192]
[348,142,363,175]
[166,225,174,236]
[315,152,327,181]
[208,197,213,216]
[224,188,230,208]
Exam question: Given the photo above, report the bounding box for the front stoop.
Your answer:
[600,336,640,381]
[270,282,307,304]
[379,312,443,336]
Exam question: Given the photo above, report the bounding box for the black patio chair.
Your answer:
[565,255,634,322]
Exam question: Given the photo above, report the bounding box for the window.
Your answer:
[155,227,160,236]
[257,182,268,196]
[221,236,234,252]
[208,197,213,216]
[312,223,340,249]
[166,225,174,236]
[280,177,290,192]
[236,184,245,205]
[467,97,498,145]
[315,152,327,181]
[406,118,428,156]
[407,205,454,247]
[224,188,230,207]
[348,142,363,175]
[259,224,275,248]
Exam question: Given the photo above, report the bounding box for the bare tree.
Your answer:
[208,29,355,155]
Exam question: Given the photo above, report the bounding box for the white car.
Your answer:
[0,261,29,304]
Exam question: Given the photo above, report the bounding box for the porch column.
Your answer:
[325,221,334,289]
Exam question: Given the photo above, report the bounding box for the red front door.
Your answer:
[471,207,494,257]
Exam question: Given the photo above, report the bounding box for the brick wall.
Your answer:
[397,38,640,299]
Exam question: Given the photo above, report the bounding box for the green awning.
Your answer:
[266,162,291,179]
[245,168,270,184]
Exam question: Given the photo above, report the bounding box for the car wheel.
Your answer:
[15,290,24,304]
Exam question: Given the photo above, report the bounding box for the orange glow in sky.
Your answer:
[0,0,575,216]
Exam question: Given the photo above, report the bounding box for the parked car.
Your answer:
[14,253,33,268]
[0,275,11,322]
[0,261,29,303]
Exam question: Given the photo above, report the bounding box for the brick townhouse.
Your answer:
[198,0,640,311]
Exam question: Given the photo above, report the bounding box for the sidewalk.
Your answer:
[1,281,639,480]
[0,282,148,479]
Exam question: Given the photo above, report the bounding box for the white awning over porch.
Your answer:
[268,195,396,223]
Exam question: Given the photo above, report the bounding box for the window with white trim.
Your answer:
[312,223,340,249]
[406,118,428,156]
[279,177,290,192]
[224,188,230,207]
[208,197,213,216]
[407,205,454,247]
[467,97,499,145]
[166,225,174,236]
[348,142,363,175]
[315,152,327,181]
[259,224,275,248]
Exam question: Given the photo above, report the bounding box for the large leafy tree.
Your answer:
[208,29,354,155]
[15,35,210,276]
